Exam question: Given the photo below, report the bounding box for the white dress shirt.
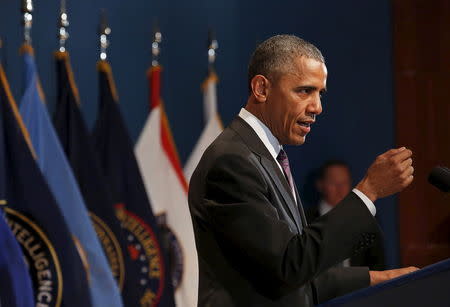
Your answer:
[238,108,376,216]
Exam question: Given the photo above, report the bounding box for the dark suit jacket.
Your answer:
[305,206,385,271]
[188,117,381,306]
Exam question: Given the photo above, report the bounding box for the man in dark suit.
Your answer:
[305,160,386,270]
[188,35,417,306]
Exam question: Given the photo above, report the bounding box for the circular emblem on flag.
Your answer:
[156,213,184,290]
[90,212,125,290]
[115,204,164,306]
[3,207,63,307]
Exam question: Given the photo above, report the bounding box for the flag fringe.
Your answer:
[201,71,219,91]
[160,104,189,192]
[145,65,162,77]
[19,43,34,56]
[96,60,119,102]
[54,51,81,106]
[0,65,37,159]
[147,66,188,191]
[19,44,48,104]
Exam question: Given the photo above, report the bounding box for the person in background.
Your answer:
[306,160,386,270]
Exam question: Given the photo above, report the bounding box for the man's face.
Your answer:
[264,56,327,145]
[318,165,352,206]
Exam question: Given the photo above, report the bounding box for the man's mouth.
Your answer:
[297,120,314,128]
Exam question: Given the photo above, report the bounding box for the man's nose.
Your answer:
[308,94,322,116]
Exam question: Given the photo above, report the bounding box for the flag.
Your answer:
[53,51,160,306]
[0,62,92,306]
[92,60,175,307]
[0,106,34,307]
[18,45,122,307]
[135,65,198,307]
[0,210,34,307]
[184,70,223,182]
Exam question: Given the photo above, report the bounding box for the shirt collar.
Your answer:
[318,199,333,215]
[238,108,282,160]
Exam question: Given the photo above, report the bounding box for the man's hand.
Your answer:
[356,147,414,202]
[369,267,419,286]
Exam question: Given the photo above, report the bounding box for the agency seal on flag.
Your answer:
[115,204,164,306]
[90,212,125,290]
[4,207,63,307]
[156,213,184,290]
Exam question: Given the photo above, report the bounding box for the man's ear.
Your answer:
[250,75,270,103]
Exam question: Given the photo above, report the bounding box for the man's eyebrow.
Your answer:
[295,86,316,90]
[294,85,327,92]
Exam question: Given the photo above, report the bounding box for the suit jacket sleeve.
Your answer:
[312,266,370,303]
[199,152,379,298]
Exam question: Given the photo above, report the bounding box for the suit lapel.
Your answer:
[293,183,308,227]
[260,156,303,233]
[229,117,303,233]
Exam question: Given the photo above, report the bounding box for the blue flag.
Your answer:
[19,45,122,307]
[0,62,92,306]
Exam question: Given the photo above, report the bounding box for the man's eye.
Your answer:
[296,88,311,94]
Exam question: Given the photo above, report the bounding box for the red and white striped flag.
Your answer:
[135,66,198,307]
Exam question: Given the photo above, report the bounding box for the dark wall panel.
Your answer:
[393,0,450,267]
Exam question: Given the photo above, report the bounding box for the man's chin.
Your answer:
[289,136,306,146]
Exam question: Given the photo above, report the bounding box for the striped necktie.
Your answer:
[276,149,296,198]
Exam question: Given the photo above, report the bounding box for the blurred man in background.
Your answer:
[306,160,385,270]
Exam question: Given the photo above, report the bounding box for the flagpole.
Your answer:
[207,29,218,73]
[99,10,111,61]
[152,22,162,67]
[21,0,33,45]
[58,0,69,52]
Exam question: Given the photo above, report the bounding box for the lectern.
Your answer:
[320,258,450,306]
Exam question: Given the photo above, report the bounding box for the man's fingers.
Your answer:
[401,173,414,188]
[391,148,413,163]
[399,159,414,176]
[398,266,419,276]
[382,147,406,158]
[406,266,420,273]
[387,266,419,279]
[400,158,413,169]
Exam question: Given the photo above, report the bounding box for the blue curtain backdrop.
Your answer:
[0,0,397,268]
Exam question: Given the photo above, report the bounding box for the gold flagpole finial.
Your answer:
[58,0,69,52]
[152,21,162,67]
[99,10,111,61]
[207,29,218,71]
[22,0,33,44]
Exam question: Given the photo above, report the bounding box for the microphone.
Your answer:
[428,166,450,193]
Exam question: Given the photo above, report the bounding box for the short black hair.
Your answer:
[247,34,325,92]
[317,160,351,180]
